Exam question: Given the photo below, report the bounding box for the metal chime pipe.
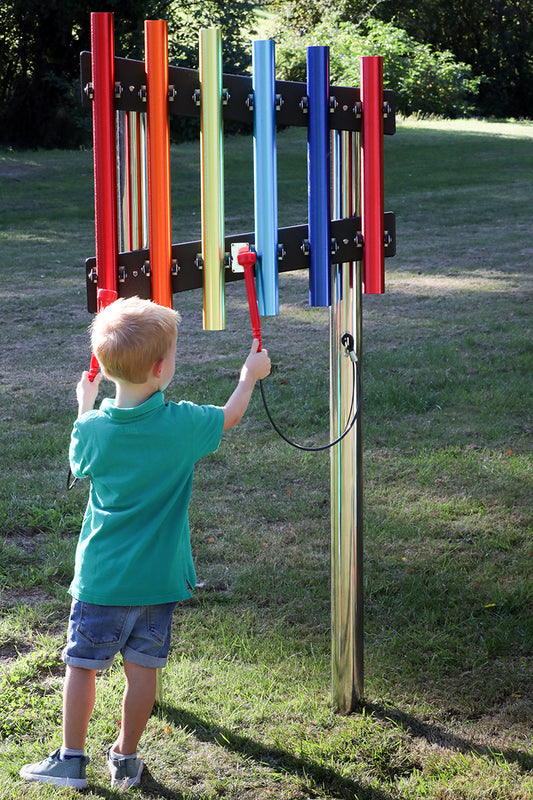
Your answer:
[360,56,384,295]
[199,28,225,330]
[88,11,119,380]
[145,19,173,308]
[307,46,331,308]
[252,39,279,317]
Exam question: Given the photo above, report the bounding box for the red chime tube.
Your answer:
[88,11,119,380]
[360,56,385,295]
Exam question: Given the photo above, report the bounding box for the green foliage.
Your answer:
[267,0,328,34]
[166,0,257,142]
[361,0,533,118]
[274,17,481,117]
[270,0,533,118]
[166,0,256,73]
[0,0,169,148]
[0,0,256,149]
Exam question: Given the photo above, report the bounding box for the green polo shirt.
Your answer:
[68,392,224,606]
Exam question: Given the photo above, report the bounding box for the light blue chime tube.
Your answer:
[307,46,331,307]
[252,39,279,317]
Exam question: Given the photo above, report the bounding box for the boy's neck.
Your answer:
[109,346,174,408]
[113,381,160,409]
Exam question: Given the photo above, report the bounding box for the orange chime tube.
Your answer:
[145,19,173,308]
[88,11,119,380]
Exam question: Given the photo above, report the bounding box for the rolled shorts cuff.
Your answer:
[62,647,169,670]
[122,645,169,668]
[62,649,115,671]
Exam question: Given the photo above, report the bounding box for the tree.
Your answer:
[268,0,533,118]
[345,0,533,117]
[166,0,256,74]
[0,0,171,148]
[0,0,256,148]
[273,17,480,117]
[368,0,533,117]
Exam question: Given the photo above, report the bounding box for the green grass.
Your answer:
[0,118,532,799]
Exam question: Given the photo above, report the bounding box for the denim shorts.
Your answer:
[62,599,177,670]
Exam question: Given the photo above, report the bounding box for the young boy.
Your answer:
[20,296,271,790]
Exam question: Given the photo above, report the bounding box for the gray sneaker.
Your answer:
[106,748,144,789]
[19,748,89,788]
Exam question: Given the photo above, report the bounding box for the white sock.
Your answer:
[110,748,137,761]
[60,746,85,760]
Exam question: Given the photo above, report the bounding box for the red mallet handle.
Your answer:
[88,287,118,382]
[88,354,100,383]
[237,246,262,351]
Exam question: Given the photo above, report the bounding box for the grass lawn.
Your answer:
[0,116,531,799]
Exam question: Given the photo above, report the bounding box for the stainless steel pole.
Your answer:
[330,130,364,712]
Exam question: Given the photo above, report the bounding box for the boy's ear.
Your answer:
[152,358,164,378]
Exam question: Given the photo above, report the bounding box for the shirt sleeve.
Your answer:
[178,402,225,462]
[69,416,93,479]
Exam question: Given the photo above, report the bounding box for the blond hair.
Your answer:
[90,296,181,384]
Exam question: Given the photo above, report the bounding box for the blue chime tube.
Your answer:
[252,39,279,317]
[307,46,331,307]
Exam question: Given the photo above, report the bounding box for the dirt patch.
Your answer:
[0,588,61,667]
[0,641,33,663]
[3,526,48,554]
[1,586,52,607]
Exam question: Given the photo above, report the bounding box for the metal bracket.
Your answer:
[230,242,250,273]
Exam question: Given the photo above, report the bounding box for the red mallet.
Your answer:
[237,246,262,351]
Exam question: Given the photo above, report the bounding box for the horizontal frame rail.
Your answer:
[80,52,396,134]
[85,213,396,312]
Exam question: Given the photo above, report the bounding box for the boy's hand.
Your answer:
[222,339,271,430]
[76,370,102,417]
[243,339,271,383]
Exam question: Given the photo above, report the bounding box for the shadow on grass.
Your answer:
[128,701,533,800]
[365,701,533,774]
[148,705,396,800]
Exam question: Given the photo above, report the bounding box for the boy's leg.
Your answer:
[63,665,97,750]
[106,603,175,788]
[19,665,94,789]
[106,661,155,788]
[112,660,157,755]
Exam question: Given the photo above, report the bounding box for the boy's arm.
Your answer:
[76,370,102,417]
[223,339,271,430]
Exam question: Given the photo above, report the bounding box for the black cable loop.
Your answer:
[259,355,361,452]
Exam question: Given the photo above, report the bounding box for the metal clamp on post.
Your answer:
[341,332,358,363]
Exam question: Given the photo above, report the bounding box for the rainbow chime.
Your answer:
[82,11,396,712]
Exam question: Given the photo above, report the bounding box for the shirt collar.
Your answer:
[100,391,165,420]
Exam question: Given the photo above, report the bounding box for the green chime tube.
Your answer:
[199,28,225,330]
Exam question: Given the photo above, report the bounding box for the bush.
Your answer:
[274,18,482,118]
[0,72,92,149]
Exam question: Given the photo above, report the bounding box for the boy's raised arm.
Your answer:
[76,371,103,417]
[223,339,271,430]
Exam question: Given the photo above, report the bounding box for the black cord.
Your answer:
[67,468,78,491]
[259,337,361,452]
[66,336,359,489]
